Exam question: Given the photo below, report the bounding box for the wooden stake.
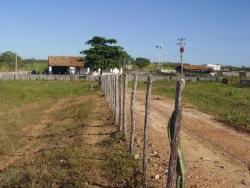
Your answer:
[115,75,119,125]
[112,75,115,113]
[122,74,128,139]
[129,73,138,154]
[108,75,111,107]
[143,75,152,188]
[113,75,116,113]
[166,78,185,188]
[119,75,123,131]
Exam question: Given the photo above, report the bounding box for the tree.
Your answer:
[0,51,22,71]
[123,52,134,65]
[134,57,150,69]
[80,36,128,71]
[0,51,21,64]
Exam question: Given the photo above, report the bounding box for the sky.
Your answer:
[0,0,250,67]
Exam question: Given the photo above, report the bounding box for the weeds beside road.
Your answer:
[138,80,250,131]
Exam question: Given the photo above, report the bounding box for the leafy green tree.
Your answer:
[80,36,128,72]
[123,52,134,65]
[133,57,150,69]
[0,51,22,71]
[0,51,21,64]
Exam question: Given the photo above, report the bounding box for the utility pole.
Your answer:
[177,38,185,77]
[156,43,163,71]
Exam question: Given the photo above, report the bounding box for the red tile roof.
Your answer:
[182,64,211,71]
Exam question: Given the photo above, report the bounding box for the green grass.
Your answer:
[0,80,92,154]
[0,80,90,108]
[23,63,48,73]
[0,62,48,73]
[0,64,13,72]
[101,133,141,187]
[0,80,139,187]
[0,100,95,187]
[138,80,250,131]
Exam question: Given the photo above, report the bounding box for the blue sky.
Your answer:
[0,0,250,66]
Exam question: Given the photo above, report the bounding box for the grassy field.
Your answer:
[23,63,48,73]
[0,80,139,187]
[0,80,91,155]
[138,80,250,131]
[0,62,48,73]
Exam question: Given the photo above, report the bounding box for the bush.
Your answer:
[222,78,228,84]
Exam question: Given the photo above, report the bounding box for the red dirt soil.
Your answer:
[132,91,250,188]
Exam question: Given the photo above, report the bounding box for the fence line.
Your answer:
[99,74,186,188]
[0,73,79,81]
[1,71,243,83]
[90,73,220,83]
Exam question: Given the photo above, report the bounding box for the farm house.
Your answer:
[48,56,85,74]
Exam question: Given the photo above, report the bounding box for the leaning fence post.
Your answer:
[122,74,128,139]
[166,78,186,188]
[142,75,152,188]
[129,73,138,154]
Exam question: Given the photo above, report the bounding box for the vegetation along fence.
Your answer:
[88,73,219,82]
[100,73,186,188]
[0,72,79,81]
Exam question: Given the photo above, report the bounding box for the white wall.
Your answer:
[69,67,76,74]
[206,64,221,71]
[90,67,123,75]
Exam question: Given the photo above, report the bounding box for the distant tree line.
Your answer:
[222,65,250,72]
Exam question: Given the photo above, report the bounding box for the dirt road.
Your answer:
[133,91,250,188]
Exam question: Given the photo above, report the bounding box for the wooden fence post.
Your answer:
[122,74,128,139]
[111,75,114,111]
[166,78,186,188]
[112,75,115,111]
[119,75,123,131]
[106,75,108,100]
[108,75,111,107]
[109,75,112,108]
[113,75,116,114]
[105,75,107,97]
[129,73,138,154]
[115,75,119,125]
[143,75,152,188]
